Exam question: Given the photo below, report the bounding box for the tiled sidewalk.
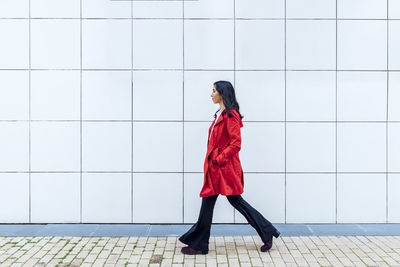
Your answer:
[1,235,400,266]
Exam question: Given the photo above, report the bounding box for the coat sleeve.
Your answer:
[216,110,242,166]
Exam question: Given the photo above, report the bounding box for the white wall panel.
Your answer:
[0,0,397,223]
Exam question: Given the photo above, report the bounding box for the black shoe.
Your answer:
[260,230,280,252]
[181,246,208,255]
[273,230,281,238]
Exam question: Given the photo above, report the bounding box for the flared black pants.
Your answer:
[179,194,278,253]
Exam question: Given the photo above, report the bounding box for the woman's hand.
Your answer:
[212,158,226,167]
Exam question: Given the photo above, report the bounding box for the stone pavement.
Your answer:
[1,224,400,266]
[1,235,400,266]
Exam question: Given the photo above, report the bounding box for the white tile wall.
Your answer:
[82,20,132,69]
[286,71,336,121]
[31,19,80,69]
[337,174,386,223]
[0,173,29,223]
[82,0,131,19]
[235,0,284,19]
[82,71,131,120]
[235,174,285,223]
[82,173,131,223]
[184,122,209,173]
[338,0,387,19]
[0,0,29,18]
[389,21,400,70]
[388,174,400,222]
[133,1,182,19]
[337,123,386,172]
[82,122,131,172]
[388,123,400,172]
[240,123,285,172]
[133,19,182,69]
[183,173,234,224]
[0,20,29,69]
[184,0,233,19]
[286,174,336,223]
[133,122,182,172]
[235,71,285,121]
[133,71,182,120]
[0,0,398,224]
[235,20,284,70]
[287,123,336,172]
[134,173,182,223]
[31,173,80,223]
[338,20,387,70]
[0,122,29,172]
[389,0,400,19]
[31,122,80,172]
[287,0,336,18]
[31,70,80,120]
[31,0,80,18]
[0,71,29,120]
[389,72,400,121]
[337,71,387,121]
[184,20,234,70]
[286,20,336,70]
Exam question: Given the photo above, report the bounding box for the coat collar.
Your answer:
[214,109,226,126]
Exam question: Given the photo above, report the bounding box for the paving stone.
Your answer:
[194,254,206,263]
[163,251,173,259]
[238,253,250,262]
[173,254,184,263]
[24,258,40,267]
[249,257,263,266]
[129,254,141,263]
[141,251,153,259]
[154,247,164,255]
[2,235,400,266]
[106,254,120,264]
[281,253,296,263]
[160,258,173,266]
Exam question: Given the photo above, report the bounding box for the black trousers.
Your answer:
[179,194,278,253]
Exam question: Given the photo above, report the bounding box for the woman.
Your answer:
[179,80,280,255]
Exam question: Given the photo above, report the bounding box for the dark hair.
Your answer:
[213,80,244,120]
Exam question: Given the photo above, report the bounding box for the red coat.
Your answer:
[200,108,244,197]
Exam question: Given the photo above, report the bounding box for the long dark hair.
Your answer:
[213,80,244,120]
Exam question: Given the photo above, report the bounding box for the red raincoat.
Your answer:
[200,108,244,197]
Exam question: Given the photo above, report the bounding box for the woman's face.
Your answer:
[211,85,222,104]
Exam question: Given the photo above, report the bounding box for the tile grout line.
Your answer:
[386,0,389,223]
[182,0,185,224]
[284,0,287,224]
[79,0,83,223]
[0,171,398,174]
[28,0,31,224]
[4,17,400,20]
[335,0,338,224]
[131,0,134,224]
[3,68,399,71]
[0,120,399,123]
